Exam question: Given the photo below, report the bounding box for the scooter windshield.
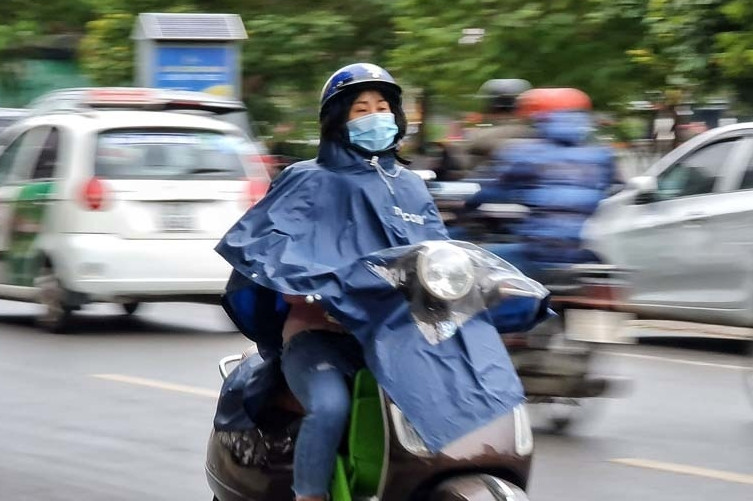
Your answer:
[363,240,550,345]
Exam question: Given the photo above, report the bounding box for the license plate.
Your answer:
[160,203,195,232]
[564,309,635,344]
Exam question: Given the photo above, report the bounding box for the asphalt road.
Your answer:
[0,300,751,501]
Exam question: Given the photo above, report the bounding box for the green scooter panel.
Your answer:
[332,369,385,500]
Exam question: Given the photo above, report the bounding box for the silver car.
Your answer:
[583,122,753,329]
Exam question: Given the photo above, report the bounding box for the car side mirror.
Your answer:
[627,176,658,205]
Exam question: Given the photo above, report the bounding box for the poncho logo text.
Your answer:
[393,206,425,225]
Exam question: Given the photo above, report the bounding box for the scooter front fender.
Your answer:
[429,475,529,500]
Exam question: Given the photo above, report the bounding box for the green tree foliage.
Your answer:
[628,0,731,98]
[0,1,93,37]
[715,0,753,104]
[79,13,135,86]
[78,0,396,94]
[78,2,200,86]
[389,0,647,110]
[76,1,396,130]
[9,0,753,118]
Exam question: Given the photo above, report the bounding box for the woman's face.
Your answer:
[349,90,391,121]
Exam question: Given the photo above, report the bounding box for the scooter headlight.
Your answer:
[417,242,475,301]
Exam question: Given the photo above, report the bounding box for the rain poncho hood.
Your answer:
[213,139,548,451]
[533,110,594,145]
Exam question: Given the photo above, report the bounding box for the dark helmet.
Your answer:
[319,63,407,146]
[477,78,532,113]
[319,63,402,120]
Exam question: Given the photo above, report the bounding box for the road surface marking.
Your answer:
[603,351,748,371]
[611,458,753,486]
[92,374,218,398]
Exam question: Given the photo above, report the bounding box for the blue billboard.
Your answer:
[153,46,237,98]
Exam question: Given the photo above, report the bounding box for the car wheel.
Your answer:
[35,266,73,333]
[122,302,140,315]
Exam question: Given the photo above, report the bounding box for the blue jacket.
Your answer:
[467,111,617,268]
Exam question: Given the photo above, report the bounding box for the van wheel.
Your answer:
[35,266,73,333]
[122,302,140,315]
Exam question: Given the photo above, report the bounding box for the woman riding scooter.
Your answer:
[209,63,551,500]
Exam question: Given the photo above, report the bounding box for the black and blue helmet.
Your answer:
[318,63,407,146]
[319,63,402,119]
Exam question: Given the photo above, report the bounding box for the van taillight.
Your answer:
[81,177,108,210]
[244,178,269,208]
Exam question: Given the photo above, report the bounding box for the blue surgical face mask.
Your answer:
[346,112,399,152]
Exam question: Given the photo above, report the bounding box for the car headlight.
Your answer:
[417,242,475,301]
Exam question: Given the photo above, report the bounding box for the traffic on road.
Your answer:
[0,68,751,501]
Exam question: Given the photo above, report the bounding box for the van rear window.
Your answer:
[95,129,258,179]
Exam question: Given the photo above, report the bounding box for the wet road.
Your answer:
[0,300,751,501]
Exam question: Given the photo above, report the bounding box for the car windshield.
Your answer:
[95,128,255,180]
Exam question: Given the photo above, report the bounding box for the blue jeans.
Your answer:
[281,330,365,498]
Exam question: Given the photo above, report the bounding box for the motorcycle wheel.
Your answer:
[547,399,580,433]
[529,397,595,434]
[429,475,529,500]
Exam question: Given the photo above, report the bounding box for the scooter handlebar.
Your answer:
[219,354,243,381]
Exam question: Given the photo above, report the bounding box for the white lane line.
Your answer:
[603,351,749,371]
[92,374,218,398]
[611,458,753,486]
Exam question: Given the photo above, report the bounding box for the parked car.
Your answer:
[582,122,753,331]
[0,106,270,332]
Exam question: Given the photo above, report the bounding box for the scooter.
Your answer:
[206,241,547,501]
[508,263,630,431]
[206,352,534,501]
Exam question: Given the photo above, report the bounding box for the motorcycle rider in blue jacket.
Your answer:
[465,87,621,280]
